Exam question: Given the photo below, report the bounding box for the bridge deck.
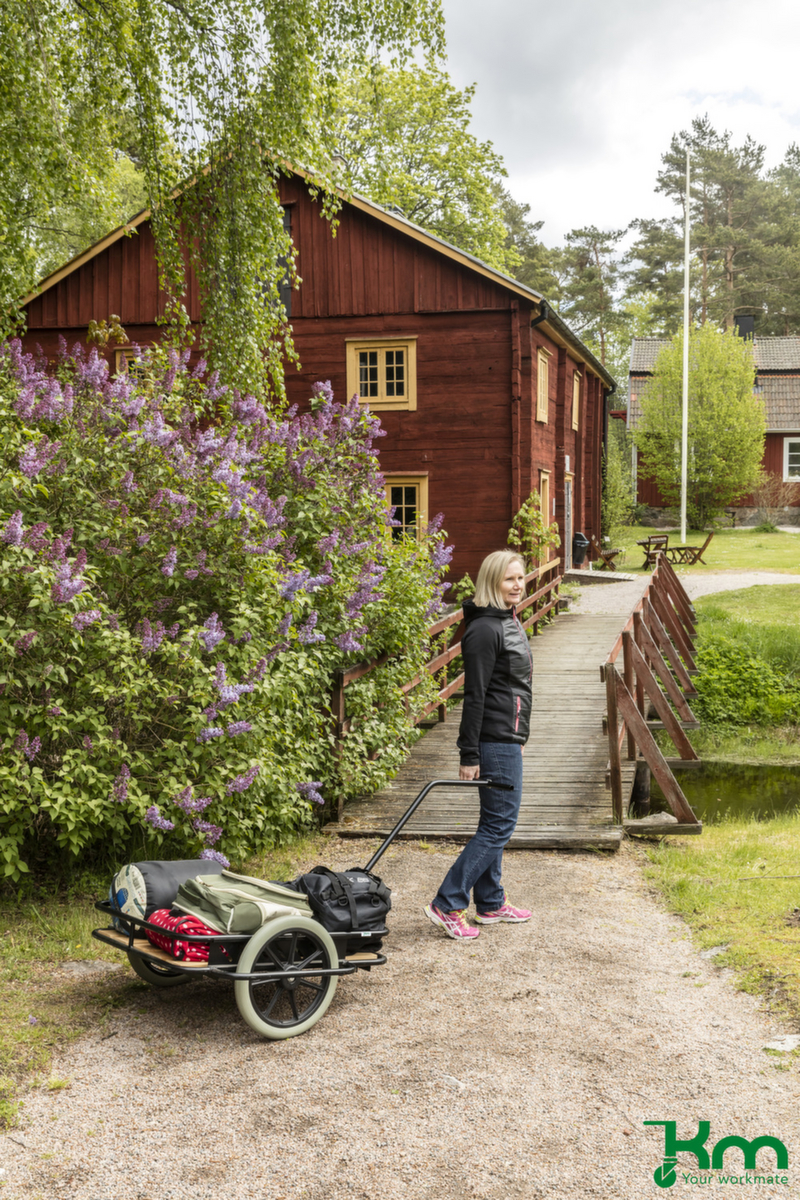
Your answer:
[325,614,636,851]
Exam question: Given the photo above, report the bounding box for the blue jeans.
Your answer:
[432,741,523,914]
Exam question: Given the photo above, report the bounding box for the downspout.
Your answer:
[530,300,549,331]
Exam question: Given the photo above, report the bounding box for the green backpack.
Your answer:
[174,870,312,934]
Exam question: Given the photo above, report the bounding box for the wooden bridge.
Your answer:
[324,556,701,851]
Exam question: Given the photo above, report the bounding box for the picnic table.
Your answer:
[636,532,714,569]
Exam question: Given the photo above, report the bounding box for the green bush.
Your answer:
[693,629,800,726]
[0,340,450,879]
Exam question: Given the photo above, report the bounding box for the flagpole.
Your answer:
[680,149,691,545]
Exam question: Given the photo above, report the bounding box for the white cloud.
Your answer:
[441,0,800,243]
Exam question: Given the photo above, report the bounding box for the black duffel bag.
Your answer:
[287,867,391,953]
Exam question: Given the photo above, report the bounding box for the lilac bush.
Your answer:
[0,337,451,879]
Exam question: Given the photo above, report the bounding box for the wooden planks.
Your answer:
[326,614,635,850]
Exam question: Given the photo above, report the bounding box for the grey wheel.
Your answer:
[127,950,192,987]
[234,915,339,1040]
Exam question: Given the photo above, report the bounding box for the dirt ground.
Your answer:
[2,839,798,1200]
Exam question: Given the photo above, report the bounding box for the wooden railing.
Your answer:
[331,558,563,816]
[602,553,701,828]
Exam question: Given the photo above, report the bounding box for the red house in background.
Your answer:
[629,335,800,521]
[20,173,617,582]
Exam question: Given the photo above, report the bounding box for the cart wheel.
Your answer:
[126,951,192,988]
[234,915,339,1040]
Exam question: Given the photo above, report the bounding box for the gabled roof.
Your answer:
[630,334,800,375]
[22,169,616,390]
[628,360,800,432]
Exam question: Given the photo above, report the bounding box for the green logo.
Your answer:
[644,1121,789,1189]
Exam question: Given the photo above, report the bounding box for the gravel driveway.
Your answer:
[2,841,798,1200]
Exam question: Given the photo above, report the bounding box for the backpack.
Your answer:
[287,867,391,953]
[145,909,225,962]
[109,859,225,930]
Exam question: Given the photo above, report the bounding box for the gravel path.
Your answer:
[2,842,799,1199]
[571,570,800,618]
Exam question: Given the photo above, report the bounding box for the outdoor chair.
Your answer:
[590,534,624,571]
[666,530,714,566]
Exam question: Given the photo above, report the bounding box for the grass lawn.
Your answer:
[641,814,800,1026]
[610,524,800,575]
[0,833,331,1128]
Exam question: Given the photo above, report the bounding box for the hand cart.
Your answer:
[92,777,512,1040]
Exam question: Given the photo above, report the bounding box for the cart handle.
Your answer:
[363,778,513,873]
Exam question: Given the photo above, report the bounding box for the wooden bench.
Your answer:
[590,534,624,571]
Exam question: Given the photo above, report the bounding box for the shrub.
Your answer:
[0,340,451,879]
[693,630,800,727]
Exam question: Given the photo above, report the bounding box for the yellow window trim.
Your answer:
[536,349,551,424]
[346,338,417,411]
[383,473,429,537]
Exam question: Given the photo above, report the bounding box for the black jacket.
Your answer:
[456,601,533,766]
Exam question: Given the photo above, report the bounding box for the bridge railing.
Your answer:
[601,554,701,827]
[331,558,563,816]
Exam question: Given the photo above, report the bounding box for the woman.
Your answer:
[424,549,533,940]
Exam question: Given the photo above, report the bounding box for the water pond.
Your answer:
[651,762,800,823]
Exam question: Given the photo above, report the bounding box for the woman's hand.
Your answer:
[459,764,481,781]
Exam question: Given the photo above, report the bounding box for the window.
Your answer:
[785,437,800,481]
[572,371,581,431]
[539,470,551,524]
[115,348,145,380]
[347,338,417,410]
[384,474,428,540]
[536,348,552,423]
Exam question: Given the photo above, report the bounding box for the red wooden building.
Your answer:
[20,173,617,581]
[628,336,800,520]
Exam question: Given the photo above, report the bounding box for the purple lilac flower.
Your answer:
[226,721,252,737]
[27,1015,38,1026]
[175,785,213,814]
[196,727,225,743]
[107,613,120,631]
[145,805,175,832]
[316,529,340,556]
[19,437,61,479]
[226,765,259,794]
[51,559,86,604]
[120,471,137,492]
[72,610,101,632]
[335,630,365,654]
[83,736,94,754]
[14,631,37,654]
[141,412,178,449]
[199,848,230,867]
[14,730,29,753]
[193,819,223,846]
[232,394,268,424]
[243,534,282,556]
[278,612,292,637]
[184,569,199,580]
[161,547,178,577]
[136,533,150,547]
[112,764,130,803]
[47,706,61,717]
[214,662,255,709]
[296,781,324,805]
[2,511,23,545]
[297,612,325,644]
[311,379,334,406]
[23,522,50,552]
[140,619,166,654]
[199,612,226,652]
[24,736,41,763]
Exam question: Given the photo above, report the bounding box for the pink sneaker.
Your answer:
[475,896,531,924]
[424,904,480,940]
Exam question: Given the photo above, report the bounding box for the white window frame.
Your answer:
[784,436,800,481]
[346,337,417,411]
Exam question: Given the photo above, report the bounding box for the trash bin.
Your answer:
[572,532,590,568]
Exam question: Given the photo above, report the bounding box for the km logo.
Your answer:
[644,1121,789,1189]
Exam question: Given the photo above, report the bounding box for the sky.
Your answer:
[440,0,800,246]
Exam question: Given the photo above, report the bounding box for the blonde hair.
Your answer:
[473,550,526,608]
